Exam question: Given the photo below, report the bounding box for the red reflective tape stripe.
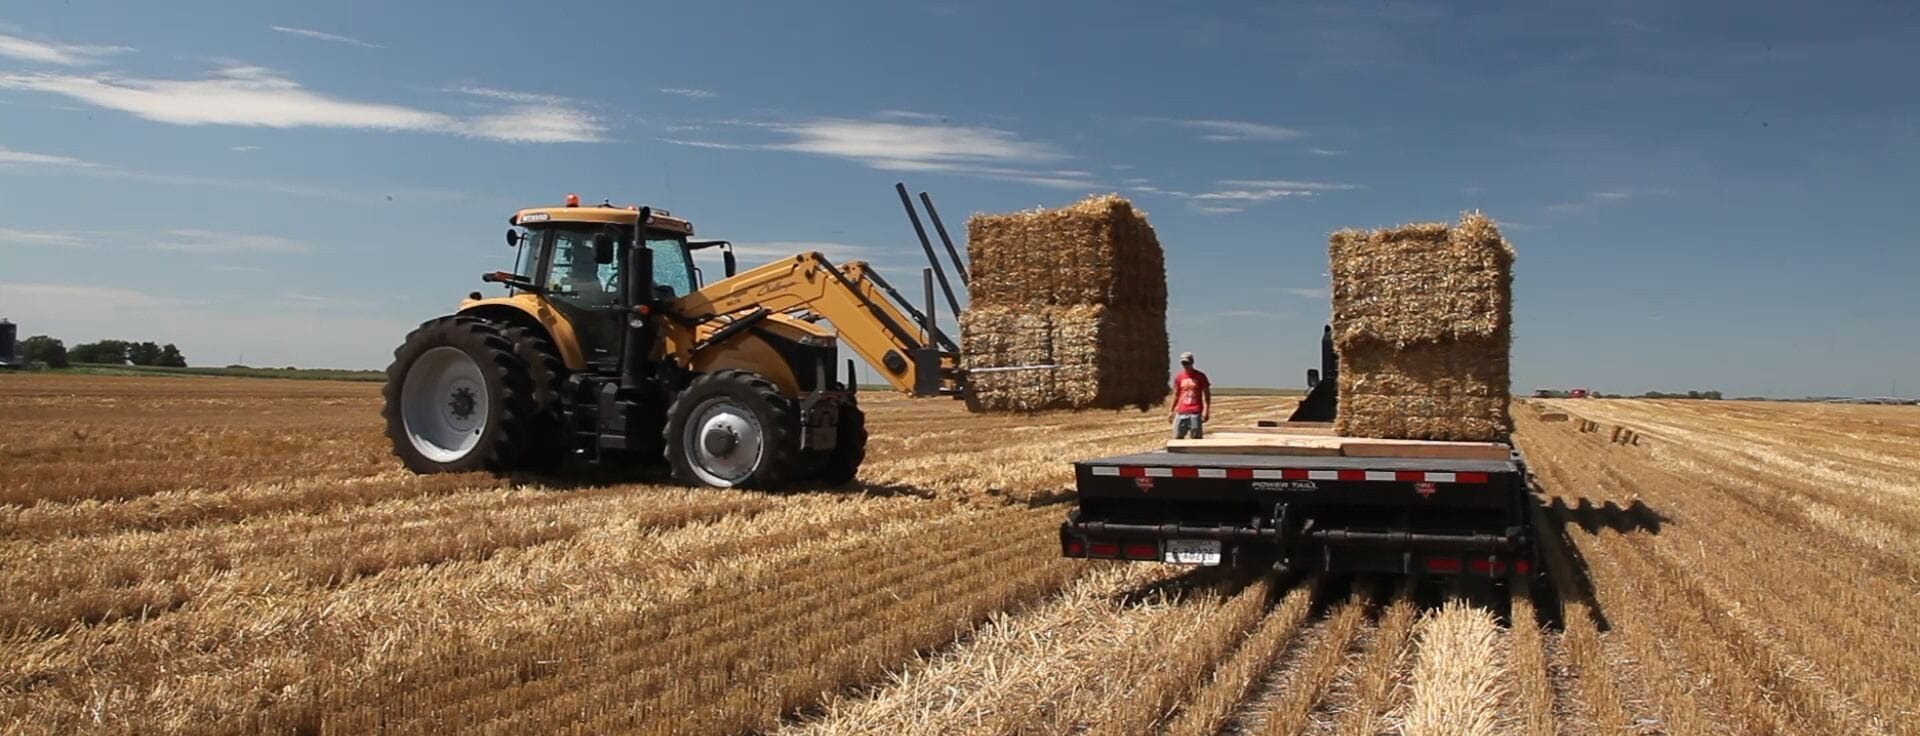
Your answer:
[1456,472,1489,484]
[1396,470,1426,482]
[1337,469,1367,481]
[1226,468,1255,480]
[1282,468,1310,480]
[1171,467,1199,478]
[1118,466,1146,478]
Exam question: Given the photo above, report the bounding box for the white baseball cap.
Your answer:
[1179,351,1194,363]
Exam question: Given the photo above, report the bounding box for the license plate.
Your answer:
[1163,539,1222,566]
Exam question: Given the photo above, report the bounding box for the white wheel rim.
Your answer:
[402,346,488,463]
[684,397,764,486]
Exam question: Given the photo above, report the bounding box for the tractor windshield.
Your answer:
[645,236,695,298]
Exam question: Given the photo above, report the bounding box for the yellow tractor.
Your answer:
[382,194,965,487]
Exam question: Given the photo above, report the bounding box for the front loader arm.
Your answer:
[671,252,963,396]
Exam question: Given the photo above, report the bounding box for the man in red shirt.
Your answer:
[1171,351,1211,439]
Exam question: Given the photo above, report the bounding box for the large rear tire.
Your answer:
[664,370,797,488]
[381,316,536,474]
[815,401,867,486]
[501,326,569,473]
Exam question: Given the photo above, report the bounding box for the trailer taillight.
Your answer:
[1087,542,1120,558]
[1064,540,1084,557]
[1122,543,1158,561]
[1424,557,1463,574]
[1513,559,1531,575]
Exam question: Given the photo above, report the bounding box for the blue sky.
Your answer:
[1,0,1914,397]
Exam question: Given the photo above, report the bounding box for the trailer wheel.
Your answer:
[382,316,536,474]
[665,370,797,488]
[501,325,569,473]
[815,400,868,486]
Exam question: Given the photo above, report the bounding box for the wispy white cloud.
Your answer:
[148,229,312,254]
[0,68,604,142]
[0,228,98,247]
[0,282,198,309]
[660,87,717,98]
[658,138,752,150]
[1281,287,1327,299]
[1306,147,1346,156]
[207,264,268,273]
[0,145,468,204]
[1164,118,1304,142]
[1179,308,1294,322]
[875,109,946,122]
[268,25,383,49]
[1130,178,1360,205]
[731,241,875,265]
[230,145,264,152]
[1192,179,1362,202]
[661,124,706,132]
[665,116,1099,190]
[0,29,133,66]
[1546,188,1669,213]
[280,292,351,306]
[1122,177,1151,185]
[0,145,94,168]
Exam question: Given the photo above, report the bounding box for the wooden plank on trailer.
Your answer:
[1241,422,1336,436]
[1167,434,1345,456]
[1335,437,1513,461]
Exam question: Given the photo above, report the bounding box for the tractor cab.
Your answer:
[494,197,699,371]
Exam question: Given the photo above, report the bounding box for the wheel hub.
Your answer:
[685,399,764,486]
[448,387,477,420]
[703,425,739,456]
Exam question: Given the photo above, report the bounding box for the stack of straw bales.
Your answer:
[961,195,1169,412]
[1329,213,1514,441]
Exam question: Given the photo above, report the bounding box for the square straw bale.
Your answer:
[1329,212,1515,441]
[961,195,1170,412]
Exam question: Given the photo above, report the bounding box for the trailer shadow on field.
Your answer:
[1526,493,1671,634]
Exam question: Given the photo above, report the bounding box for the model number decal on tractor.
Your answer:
[1251,480,1318,492]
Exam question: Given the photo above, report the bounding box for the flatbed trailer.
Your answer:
[1059,444,1536,578]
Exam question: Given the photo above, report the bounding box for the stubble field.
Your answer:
[2,374,1916,735]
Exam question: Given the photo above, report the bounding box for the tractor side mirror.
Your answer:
[1307,368,1321,388]
[593,232,615,265]
[506,229,522,247]
[723,249,737,278]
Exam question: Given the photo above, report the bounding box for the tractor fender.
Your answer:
[457,296,589,371]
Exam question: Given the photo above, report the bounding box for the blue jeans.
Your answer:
[1174,413,1204,439]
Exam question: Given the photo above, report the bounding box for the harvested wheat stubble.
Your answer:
[962,194,1169,412]
[1330,213,1514,441]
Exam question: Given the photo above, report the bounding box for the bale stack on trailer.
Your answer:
[961,195,1170,412]
[1329,213,1515,441]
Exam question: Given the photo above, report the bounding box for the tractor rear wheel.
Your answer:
[815,400,867,486]
[664,370,797,488]
[382,316,536,474]
[501,326,569,473]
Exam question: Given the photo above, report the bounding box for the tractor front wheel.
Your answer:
[664,370,798,489]
[382,316,536,474]
[815,400,867,486]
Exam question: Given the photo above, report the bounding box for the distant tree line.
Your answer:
[1637,390,1723,400]
[17,336,187,369]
